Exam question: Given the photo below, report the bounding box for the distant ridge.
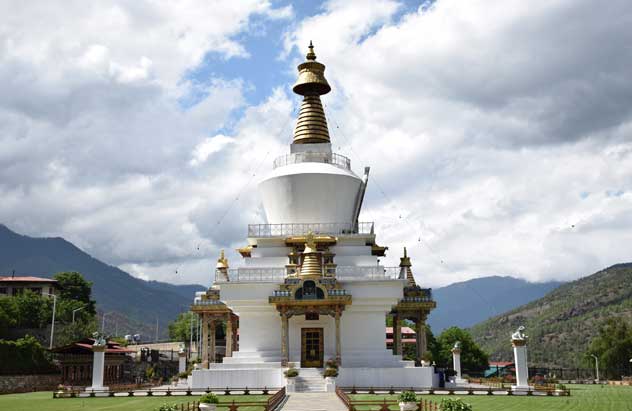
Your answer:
[0,224,205,340]
[428,276,562,333]
[469,263,632,367]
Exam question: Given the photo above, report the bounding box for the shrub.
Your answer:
[556,383,567,391]
[325,359,339,369]
[421,351,433,362]
[177,371,189,379]
[398,391,417,403]
[324,368,338,378]
[200,393,219,404]
[156,403,179,411]
[284,368,299,378]
[440,398,473,411]
[0,335,58,375]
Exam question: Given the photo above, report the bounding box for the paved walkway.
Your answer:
[279,392,347,411]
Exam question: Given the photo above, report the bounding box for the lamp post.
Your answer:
[42,293,57,349]
[101,312,112,333]
[72,306,86,324]
[590,354,600,382]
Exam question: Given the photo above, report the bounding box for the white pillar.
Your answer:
[87,345,108,391]
[511,339,531,391]
[451,347,465,383]
[178,351,187,374]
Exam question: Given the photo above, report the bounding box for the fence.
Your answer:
[337,387,439,410]
[53,386,282,398]
[341,385,570,397]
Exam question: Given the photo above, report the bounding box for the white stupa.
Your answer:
[191,43,437,390]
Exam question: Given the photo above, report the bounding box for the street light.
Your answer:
[590,354,600,382]
[101,312,113,333]
[72,305,86,324]
[42,293,57,349]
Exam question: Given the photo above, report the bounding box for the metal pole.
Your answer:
[101,312,110,332]
[591,355,599,382]
[72,306,86,324]
[43,293,57,349]
[155,317,159,342]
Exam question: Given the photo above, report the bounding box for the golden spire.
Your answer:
[292,41,331,144]
[300,231,322,277]
[399,247,416,286]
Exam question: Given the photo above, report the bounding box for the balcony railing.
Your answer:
[215,266,403,283]
[247,222,374,238]
[273,152,351,171]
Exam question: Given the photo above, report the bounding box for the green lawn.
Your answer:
[0,392,270,411]
[350,384,632,411]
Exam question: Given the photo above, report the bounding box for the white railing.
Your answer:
[335,266,401,281]
[273,152,351,171]
[215,266,402,283]
[215,268,286,283]
[247,222,374,238]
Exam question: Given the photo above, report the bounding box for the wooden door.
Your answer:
[301,328,324,367]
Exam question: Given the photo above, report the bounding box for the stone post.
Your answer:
[511,326,532,391]
[178,350,187,374]
[87,344,108,391]
[451,343,466,383]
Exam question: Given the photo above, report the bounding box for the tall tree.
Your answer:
[587,317,632,379]
[436,326,489,372]
[53,272,96,315]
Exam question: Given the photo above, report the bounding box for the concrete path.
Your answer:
[279,392,347,411]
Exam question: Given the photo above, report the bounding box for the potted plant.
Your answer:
[398,390,417,411]
[420,352,433,367]
[177,371,189,384]
[324,367,338,382]
[284,367,299,389]
[157,404,179,411]
[199,393,220,410]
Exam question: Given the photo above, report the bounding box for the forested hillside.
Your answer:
[469,263,632,367]
[0,224,205,340]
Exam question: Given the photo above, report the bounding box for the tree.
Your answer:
[587,317,632,379]
[169,312,197,348]
[53,272,96,315]
[436,327,489,372]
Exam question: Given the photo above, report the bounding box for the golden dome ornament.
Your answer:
[292,41,332,144]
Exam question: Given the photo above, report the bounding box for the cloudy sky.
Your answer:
[1,0,631,288]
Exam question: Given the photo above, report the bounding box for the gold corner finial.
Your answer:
[216,249,228,269]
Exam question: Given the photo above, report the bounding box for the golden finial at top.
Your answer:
[292,41,332,144]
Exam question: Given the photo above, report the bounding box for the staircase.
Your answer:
[295,368,326,392]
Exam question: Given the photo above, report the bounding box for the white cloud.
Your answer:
[2,0,632,290]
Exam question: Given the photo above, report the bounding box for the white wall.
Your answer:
[191,368,284,389]
[337,367,435,388]
[259,163,362,224]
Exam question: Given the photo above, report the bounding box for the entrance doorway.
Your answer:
[301,328,324,367]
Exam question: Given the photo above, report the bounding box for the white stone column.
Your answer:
[178,350,187,373]
[511,338,532,391]
[451,346,466,383]
[87,345,108,391]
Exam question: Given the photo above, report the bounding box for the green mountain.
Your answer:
[0,224,205,341]
[469,263,632,367]
[429,276,562,333]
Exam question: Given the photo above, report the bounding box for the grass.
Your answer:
[350,384,632,411]
[0,391,270,411]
